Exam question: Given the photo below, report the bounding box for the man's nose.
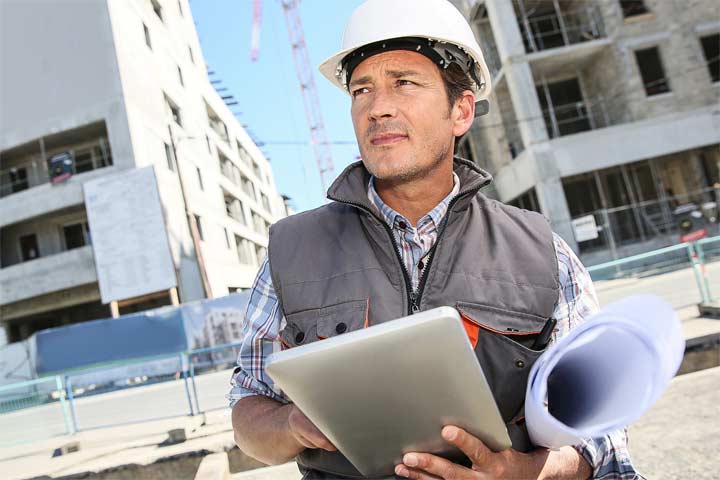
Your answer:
[368,88,398,120]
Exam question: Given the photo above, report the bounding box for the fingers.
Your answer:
[394,464,443,480]
[442,426,491,465]
[395,453,465,479]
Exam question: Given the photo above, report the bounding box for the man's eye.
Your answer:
[397,80,415,86]
[351,87,369,98]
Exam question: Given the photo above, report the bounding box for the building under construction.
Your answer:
[451,0,720,264]
[0,0,287,346]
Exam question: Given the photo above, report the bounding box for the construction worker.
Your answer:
[229,0,638,478]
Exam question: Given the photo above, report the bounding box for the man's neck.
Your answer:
[374,163,455,227]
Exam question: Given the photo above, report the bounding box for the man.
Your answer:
[229,0,638,478]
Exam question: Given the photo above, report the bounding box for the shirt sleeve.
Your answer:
[551,234,640,479]
[227,256,288,408]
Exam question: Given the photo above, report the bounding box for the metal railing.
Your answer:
[587,236,720,307]
[568,185,719,259]
[542,97,611,139]
[0,342,245,447]
[519,3,606,54]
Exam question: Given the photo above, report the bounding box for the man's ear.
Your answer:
[452,91,475,137]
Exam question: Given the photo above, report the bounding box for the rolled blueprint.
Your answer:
[525,295,684,448]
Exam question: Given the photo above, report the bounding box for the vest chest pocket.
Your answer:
[456,302,551,425]
[279,299,368,349]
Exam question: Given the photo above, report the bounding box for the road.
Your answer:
[1,262,717,447]
[594,260,719,310]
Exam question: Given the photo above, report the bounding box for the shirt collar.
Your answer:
[367,173,461,230]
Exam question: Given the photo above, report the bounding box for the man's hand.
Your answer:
[394,426,591,480]
[287,404,337,452]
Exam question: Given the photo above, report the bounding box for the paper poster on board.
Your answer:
[84,166,176,304]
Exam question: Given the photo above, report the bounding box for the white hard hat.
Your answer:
[319,0,492,103]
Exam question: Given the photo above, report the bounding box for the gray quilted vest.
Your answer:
[268,158,559,479]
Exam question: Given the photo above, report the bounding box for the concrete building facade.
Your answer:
[0,0,287,345]
[451,0,720,265]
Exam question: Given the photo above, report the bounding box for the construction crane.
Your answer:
[251,0,336,193]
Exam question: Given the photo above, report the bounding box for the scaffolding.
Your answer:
[515,0,606,54]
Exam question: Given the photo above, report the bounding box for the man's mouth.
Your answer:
[370,133,408,146]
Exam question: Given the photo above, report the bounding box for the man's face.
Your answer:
[349,50,460,183]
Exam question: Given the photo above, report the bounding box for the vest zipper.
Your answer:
[329,181,487,316]
[413,183,485,313]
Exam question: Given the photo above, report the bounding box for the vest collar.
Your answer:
[326,156,493,213]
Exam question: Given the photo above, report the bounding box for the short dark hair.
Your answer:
[439,63,475,111]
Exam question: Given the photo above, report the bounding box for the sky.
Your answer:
[190,0,366,213]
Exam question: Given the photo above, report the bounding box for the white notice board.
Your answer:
[571,214,600,243]
[84,167,176,304]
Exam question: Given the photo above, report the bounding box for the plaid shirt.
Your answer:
[228,176,638,479]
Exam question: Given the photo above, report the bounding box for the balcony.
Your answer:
[536,77,612,139]
[0,245,97,305]
[517,1,606,54]
[0,121,114,226]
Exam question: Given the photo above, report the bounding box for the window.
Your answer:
[225,193,246,225]
[196,167,204,191]
[237,141,251,166]
[193,214,204,241]
[619,0,649,18]
[206,134,212,153]
[241,174,255,199]
[178,0,184,17]
[72,144,112,174]
[700,34,720,83]
[235,235,252,264]
[151,0,163,22]
[6,167,29,193]
[260,192,271,213]
[206,100,229,142]
[19,233,39,261]
[252,212,269,236]
[219,150,240,185]
[255,244,267,264]
[143,23,152,49]
[164,94,182,126]
[188,45,195,64]
[251,158,262,181]
[177,65,184,87]
[635,47,670,96]
[164,142,175,171]
[63,222,90,250]
[224,228,231,248]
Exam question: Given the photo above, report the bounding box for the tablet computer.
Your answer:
[266,306,511,477]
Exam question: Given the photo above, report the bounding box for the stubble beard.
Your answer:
[363,140,452,186]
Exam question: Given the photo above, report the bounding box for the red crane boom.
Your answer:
[279,0,336,193]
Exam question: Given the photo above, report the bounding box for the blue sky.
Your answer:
[190,0,365,212]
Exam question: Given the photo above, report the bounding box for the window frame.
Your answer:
[143,22,152,50]
[619,0,649,19]
[150,0,164,23]
[61,221,91,251]
[634,46,671,97]
[699,33,720,84]
[18,233,40,262]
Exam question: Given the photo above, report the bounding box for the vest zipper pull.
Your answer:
[410,292,420,314]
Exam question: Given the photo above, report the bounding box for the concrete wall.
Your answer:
[0,0,135,171]
[0,246,97,306]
